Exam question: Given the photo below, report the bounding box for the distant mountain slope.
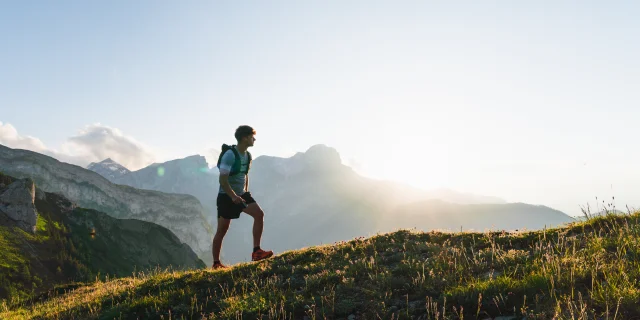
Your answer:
[112,155,218,216]
[0,172,205,303]
[246,144,574,262]
[385,199,575,232]
[0,144,214,265]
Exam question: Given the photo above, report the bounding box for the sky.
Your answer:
[1,1,639,217]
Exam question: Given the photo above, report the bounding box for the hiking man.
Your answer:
[212,125,273,269]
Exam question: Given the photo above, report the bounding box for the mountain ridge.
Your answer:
[0,172,205,303]
[82,143,572,264]
[0,144,214,265]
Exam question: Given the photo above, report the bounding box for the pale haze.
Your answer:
[1,1,638,217]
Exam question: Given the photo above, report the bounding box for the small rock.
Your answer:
[348,315,356,320]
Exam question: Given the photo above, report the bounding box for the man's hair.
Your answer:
[235,125,256,142]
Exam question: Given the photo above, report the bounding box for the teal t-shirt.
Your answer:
[218,149,248,195]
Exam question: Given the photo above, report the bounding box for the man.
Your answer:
[212,125,273,269]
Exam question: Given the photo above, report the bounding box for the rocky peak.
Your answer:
[0,178,37,233]
[87,158,131,182]
[132,155,210,177]
[251,144,346,177]
[301,144,343,168]
[89,158,118,167]
[176,155,209,168]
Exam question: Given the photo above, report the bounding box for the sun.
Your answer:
[349,147,451,191]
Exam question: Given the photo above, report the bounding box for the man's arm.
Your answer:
[218,151,242,202]
[245,174,249,191]
[219,174,239,199]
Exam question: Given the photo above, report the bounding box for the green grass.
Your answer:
[3,211,640,319]
[0,171,206,308]
[36,215,62,234]
[0,228,27,269]
[0,212,70,304]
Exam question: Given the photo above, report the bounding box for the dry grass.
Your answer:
[3,207,640,319]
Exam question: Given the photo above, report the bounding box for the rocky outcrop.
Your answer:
[0,144,214,264]
[0,178,37,233]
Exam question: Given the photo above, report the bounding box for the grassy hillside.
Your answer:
[0,173,89,304]
[3,210,639,319]
[0,172,205,307]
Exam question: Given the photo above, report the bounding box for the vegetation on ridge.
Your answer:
[2,205,639,319]
[0,172,205,307]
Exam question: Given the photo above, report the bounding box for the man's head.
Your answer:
[235,125,256,147]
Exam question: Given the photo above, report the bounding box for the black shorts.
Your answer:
[217,192,256,220]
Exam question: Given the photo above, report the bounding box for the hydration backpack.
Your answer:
[216,144,252,176]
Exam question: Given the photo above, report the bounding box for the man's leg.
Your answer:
[212,217,231,264]
[243,202,273,261]
[242,203,264,248]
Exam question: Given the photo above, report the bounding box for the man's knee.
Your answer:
[253,208,264,220]
[216,220,231,234]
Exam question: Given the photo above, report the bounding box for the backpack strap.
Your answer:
[229,145,241,176]
[245,151,252,174]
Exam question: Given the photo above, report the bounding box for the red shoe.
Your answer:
[211,262,228,270]
[251,249,273,261]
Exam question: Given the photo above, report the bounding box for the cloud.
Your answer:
[0,122,157,170]
[64,124,156,170]
[0,122,49,152]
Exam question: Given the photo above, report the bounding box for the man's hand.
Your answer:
[220,174,244,205]
[232,195,245,205]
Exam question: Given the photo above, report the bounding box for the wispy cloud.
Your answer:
[0,121,49,152]
[64,124,156,170]
[0,122,157,170]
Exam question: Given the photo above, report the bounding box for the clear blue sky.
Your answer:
[1,1,639,216]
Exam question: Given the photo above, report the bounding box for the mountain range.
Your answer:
[0,142,576,267]
[0,144,214,265]
[87,144,575,264]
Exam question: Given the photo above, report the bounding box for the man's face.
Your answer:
[245,134,256,146]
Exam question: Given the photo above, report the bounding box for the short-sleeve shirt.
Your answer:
[218,149,249,195]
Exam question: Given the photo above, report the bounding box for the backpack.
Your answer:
[216,144,252,176]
